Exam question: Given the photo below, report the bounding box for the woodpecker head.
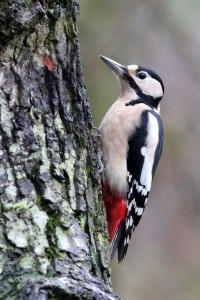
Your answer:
[100,55,164,109]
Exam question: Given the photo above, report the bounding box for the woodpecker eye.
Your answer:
[137,71,148,80]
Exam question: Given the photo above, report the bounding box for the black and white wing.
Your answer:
[118,110,163,262]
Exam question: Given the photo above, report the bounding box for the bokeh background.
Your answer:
[79,1,200,299]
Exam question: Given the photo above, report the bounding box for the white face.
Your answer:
[127,65,164,99]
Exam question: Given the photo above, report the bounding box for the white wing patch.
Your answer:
[140,112,159,192]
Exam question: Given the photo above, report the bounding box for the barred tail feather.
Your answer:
[117,231,128,263]
[110,220,126,261]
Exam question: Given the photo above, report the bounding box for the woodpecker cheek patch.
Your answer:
[138,79,163,100]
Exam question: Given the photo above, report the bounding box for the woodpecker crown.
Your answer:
[100,55,164,109]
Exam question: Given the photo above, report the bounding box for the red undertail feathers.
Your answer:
[102,182,126,260]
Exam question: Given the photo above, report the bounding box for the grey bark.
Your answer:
[0,1,119,299]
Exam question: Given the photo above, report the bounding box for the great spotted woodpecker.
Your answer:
[99,55,164,262]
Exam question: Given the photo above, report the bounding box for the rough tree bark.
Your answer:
[0,1,119,299]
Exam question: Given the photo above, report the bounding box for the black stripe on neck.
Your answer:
[125,96,160,109]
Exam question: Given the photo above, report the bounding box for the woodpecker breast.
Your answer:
[99,98,152,196]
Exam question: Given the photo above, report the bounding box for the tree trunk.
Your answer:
[0,1,119,299]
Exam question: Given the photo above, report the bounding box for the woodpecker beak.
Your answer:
[100,55,127,78]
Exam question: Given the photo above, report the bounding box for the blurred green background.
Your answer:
[79,1,200,299]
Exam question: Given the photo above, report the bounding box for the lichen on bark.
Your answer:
[0,0,119,299]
